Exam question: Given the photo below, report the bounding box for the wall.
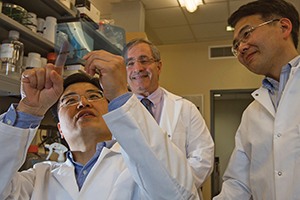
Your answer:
[157,40,263,199]
[158,40,263,118]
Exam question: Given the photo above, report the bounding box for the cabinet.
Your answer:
[0,0,122,96]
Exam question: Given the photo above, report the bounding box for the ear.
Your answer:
[57,122,64,139]
[279,18,293,38]
[157,61,162,75]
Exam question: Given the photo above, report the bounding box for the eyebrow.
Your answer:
[61,89,100,99]
[126,55,150,61]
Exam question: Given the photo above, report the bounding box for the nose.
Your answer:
[238,42,249,55]
[131,61,146,71]
[77,96,91,109]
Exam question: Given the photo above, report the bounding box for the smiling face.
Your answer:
[126,43,162,97]
[57,82,111,150]
[233,15,285,79]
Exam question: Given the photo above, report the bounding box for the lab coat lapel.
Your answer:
[159,90,183,138]
[79,143,122,193]
[252,87,275,117]
[52,160,80,199]
[52,144,122,199]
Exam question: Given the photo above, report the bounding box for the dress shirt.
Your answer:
[136,87,164,122]
[68,140,116,190]
[262,64,291,110]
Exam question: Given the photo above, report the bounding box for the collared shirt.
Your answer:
[67,140,116,190]
[135,87,164,122]
[262,56,300,110]
[2,104,43,128]
[2,92,132,189]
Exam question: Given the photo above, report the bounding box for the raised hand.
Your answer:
[17,63,64,116]
[83,50,128,101]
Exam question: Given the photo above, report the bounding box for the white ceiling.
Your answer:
[91,0,300,46]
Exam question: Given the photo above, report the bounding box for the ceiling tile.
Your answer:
[146,7,187,28]
[185,2,229,24]
[204,0,227,3]
[152,25,195,42]
[192,22,233,41]
[142,0,179,9]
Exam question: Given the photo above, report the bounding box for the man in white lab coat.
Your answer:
[122,38,215,197]
[0,50,199,199]
[214,0,300,199]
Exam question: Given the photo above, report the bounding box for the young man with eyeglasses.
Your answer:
[214,0,300,199]
[122,38,214,198]
[0,50,200,199]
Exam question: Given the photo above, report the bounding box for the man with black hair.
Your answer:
[214,0,300,199]
[0,50,199,199]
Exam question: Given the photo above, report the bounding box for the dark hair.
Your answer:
[228,0,299,48]
[51,72,102,123]
[122,38,161,61]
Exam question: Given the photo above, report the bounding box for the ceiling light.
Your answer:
[226,25,235,32]
[179,0,204,13]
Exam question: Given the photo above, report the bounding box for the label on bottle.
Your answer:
[0,44,14,59]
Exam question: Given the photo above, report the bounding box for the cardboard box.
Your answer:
[75,0,100,23]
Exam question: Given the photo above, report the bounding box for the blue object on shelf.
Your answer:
[56,20,124,65]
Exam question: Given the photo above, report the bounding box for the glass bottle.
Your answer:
[0,30,24,79]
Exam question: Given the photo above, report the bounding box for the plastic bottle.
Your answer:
[45,142,68,162]
[0,30,24,80]
[25,52,41,69]
[43,16,57,43]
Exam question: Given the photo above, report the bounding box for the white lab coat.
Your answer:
[0,95,199,200]
[159,88,214,190]
[214,59,300,200]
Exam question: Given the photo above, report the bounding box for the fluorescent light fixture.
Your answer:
[179,0,204,13]
[226,25,235,31]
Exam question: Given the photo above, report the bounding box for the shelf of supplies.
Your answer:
[0,0,123,95]
[0,13,54,56]
[0,74,20,96]
[42,0,78,18]
[3,0,78,20]
[78,20,123,55]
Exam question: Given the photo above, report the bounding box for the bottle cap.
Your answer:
[9,30,20,39]
[47,52,57,64]
[28,145,39,153]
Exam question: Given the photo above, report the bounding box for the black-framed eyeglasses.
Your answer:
[126,56,159,68]
[231,19,280,57]
[59,90,104,108]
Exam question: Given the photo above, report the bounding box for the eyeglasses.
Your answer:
[126,56,159,68]
[59,90,104,108]
[231,19,280,56]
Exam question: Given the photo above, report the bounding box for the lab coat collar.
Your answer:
[52,142,122,198]
[252,87,276,117]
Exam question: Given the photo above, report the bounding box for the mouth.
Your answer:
[130,72,149,80]
[76,110,96,119]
